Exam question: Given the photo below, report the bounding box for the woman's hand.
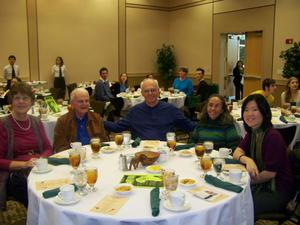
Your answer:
[245,158,259,178]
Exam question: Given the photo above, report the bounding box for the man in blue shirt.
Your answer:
[53,88,108,152]
[104,79,197,140]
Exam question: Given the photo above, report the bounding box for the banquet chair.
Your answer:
[67,83,77,99]
[276,125,297,150]
[49,87,60,100]
[90,99,105,115]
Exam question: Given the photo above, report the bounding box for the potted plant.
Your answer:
[156,44,176,88]
[279,41,300,80]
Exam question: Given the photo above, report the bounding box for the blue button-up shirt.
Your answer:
[76,114,90,145]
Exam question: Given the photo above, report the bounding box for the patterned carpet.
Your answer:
[0,201,27,225]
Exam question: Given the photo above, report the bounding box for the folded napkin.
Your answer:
[47,157,69,166]
[279,115,288,124]
[175,143,195,151]
[150,187,160,217]
[225,158,240,164]
[101,143,110,147]
[131,137,141,148]
[294,114,300,118]
[42,184,78,199]
[204,175,243,193]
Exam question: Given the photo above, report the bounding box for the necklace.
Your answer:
[11,114,31,131]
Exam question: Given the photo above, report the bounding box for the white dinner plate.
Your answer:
[32,165,53,174]
[53,194,80,205]
[163,200,191,212]
[101,146,115,153]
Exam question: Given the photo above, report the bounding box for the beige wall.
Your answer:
[273,0,300,83]
[126,7,169,77]
[0,0,30,81]
[37,0,119,86]
[169,3,213,78]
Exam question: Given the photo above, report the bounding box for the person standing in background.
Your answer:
[233,60,244,100]
[52,56,66,99]
[3,55,20,90]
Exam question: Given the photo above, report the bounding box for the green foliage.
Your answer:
[156,44,176,83]
[280,42,300,79]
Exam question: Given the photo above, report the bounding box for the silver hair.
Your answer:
[70,88,89,101]
[140,78,159,90]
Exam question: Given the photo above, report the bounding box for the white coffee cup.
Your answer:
[58,184,75,202]
[229,169,242,184]
[219,148,232,158]
[169,191,185,208]
[35,158,48,171]
[70,142,82,150]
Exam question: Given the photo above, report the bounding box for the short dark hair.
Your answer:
[242,94,272,133]
[8,55,16,60]
[8,82,35,104]
[262,78,275,91]
[179,67,188,74]
[196,68,205,74]
[99,67,108,74]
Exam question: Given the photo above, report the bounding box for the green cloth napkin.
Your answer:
[131,137,141,148]
[150,187,160,217]
[42,184,78,199]
[101,143,110,147]
[225,158,240,164]
[204,175,243,193]
[279,115,288,124]
[175,143,195,151]
[295,114,300,118]
[47,157,69,166]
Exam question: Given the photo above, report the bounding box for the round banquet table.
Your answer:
[27,143,254,225]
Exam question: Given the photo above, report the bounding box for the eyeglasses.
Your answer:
[143,89,157,94]
[13,95,31,101]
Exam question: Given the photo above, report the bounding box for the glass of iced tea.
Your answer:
[166,132,176,156]
[85,166,98,192]
[283,103,291,110]
[200,154,212,176]
[291,106,297,114]
[90,137,101,158]
[69,149,81,173]
[115,134,124,150]
[195,143,205,159]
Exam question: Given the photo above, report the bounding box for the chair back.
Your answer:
[49,87,61,100]
[276,125,297,149]
[67,83,77,99]
[90,99,105,115]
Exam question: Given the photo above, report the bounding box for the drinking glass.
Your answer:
[195,143,205,159]
[69,149,81,173]
[73,169,87,196]
[85,167,98,192]
[213,158,225,178]
[122,131,131,149]
[166,132,176,156]
[90,137,101,158]
[291,106,297,114]
[161,169,175,199]
[203,141,214,155]
[283,103,291,110]
[115,134,124,150]
[200,154,212,176]
[39,102,48,119]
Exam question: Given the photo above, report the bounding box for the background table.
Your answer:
[27,144,254,225]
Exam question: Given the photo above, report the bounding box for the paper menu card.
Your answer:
[90,195,129,215]
[189,186,228,203]
[35,178,71,191]
[223,164,247,172]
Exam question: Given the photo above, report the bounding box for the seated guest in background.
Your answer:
[0,82,52,207]
[191,94,240,150]
[247,78,277,107]
[281,76,300,107]
[146,74,154,79]
[0,77,21,107]
[173,67,193,96]
[104,78,197,140]
[195,67,209,101]
[52,56,67,99]
[111,72,128,97]
[3,55,20,90]
[94,67,123,120]
[233,94,293,216]
[53,88,108,152]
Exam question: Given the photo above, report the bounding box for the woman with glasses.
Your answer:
[0,82,52,208]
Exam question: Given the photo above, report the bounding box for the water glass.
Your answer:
[203,141,214,155]
[73,169,87,196]
[213,158,225,178]
[122,131,131,149]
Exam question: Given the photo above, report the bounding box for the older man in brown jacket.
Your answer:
[53,88,108,152]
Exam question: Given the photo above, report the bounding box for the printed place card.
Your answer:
[90,195,129,215]
[36,178,71,191]
[189,186,228,203]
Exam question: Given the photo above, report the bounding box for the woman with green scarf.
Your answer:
[233,94,294,217]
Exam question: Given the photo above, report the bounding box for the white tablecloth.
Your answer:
[27,145,254,225]
[232,108,300,149]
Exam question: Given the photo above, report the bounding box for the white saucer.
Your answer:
[223,176,247,186]
[32,165,53,174]
[101,146,115,153]
[163,200,191,212]
[53,194,80,205]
